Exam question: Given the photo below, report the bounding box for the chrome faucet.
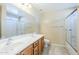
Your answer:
[6,38,12,45]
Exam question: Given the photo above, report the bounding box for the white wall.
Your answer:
[40,9,75,45]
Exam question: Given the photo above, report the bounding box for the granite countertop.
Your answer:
[0,34,44,55]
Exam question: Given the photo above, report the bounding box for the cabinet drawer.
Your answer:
[34,46,39,55]
[34,40,39,48]
[21,44,33,55]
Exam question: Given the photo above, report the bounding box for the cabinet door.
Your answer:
[39,36,44,54]
[34,40,39,48]
[34,40,39,55]
[39,39,42,54]
[34,46,39,55]
[21,44,33,55]
[41,37,44,51]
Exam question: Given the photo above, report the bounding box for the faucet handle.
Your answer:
[6,38,12,45]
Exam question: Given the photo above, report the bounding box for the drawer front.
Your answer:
[21,44,33,55]
[34,40,39,48]
[34,46,39,55]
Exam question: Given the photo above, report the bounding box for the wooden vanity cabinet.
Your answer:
[39,39,42,54]
[33,37,44,55]
[17,36,44,55]
[39,37,44,54]
[34,40,39,48]
[21,44,33,55]
[41,37,44,52]
[33,40,39,55]
[17,44,33,55]
[34,46,39,55]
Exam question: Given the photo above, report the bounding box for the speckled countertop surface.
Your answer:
[0,34,44,55]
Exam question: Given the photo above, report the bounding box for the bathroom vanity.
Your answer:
[0,34,44,55]
[17,36,44,55]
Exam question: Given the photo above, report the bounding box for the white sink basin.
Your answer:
[0,33,43,55]
[10,33,40,43]
[0,39,8,50]
[0,42,25,55]
[0,43,6,51]
[10,37,32,44]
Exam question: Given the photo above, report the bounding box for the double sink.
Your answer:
[0,34,40,55]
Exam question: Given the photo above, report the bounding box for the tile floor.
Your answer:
[43,44,69,55]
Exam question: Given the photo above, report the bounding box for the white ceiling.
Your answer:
[32,3,78,12]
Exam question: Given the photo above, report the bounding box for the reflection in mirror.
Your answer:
[0,4,37,39]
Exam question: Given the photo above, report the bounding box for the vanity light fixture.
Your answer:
[21,3,32,8]
[27,4,32,8]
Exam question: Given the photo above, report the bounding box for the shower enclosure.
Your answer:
[65,10,78,52]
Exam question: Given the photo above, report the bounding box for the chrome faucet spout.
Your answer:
[6,38,12,45]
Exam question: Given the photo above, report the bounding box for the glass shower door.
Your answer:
[66,11,77,50]
[70,11,77,50]
[66,14,72,45]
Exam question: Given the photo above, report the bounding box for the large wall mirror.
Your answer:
[0,4,37,39]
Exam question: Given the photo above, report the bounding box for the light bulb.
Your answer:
[28,4,32,8]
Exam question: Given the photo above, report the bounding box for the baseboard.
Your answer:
[51,43,65,47]
[65,41,78,55]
